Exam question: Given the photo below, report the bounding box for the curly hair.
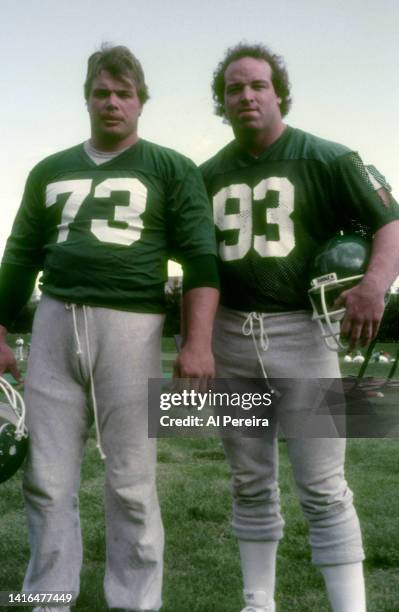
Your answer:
[212,42,292,118]
[84,43,149,104]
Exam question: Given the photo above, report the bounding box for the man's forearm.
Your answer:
[175,286,219,379]
[338,219,399,348]
[182,287,219,348]
[363,220,399,293]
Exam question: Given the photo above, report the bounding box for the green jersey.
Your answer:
[3,139,216,312]
[201,126,399,312]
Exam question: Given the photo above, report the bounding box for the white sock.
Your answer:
[321,562,366,612]
[239,540,278,608]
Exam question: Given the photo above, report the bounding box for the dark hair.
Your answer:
[84,44,149,104]
[212,42,291,117]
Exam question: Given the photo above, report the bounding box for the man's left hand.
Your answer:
[335,278,386,349]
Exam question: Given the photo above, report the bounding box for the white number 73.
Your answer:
[45,177,148,246]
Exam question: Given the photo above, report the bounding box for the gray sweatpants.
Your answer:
[213,306,364,566]
[22,295,164,611]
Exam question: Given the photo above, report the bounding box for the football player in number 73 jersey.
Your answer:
[0,44,219,612]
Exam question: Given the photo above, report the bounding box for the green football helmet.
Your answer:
[308,234,371,351]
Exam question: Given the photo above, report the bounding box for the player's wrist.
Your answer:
[182,335,213,351]
[358,273,388,296]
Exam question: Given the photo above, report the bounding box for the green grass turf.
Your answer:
[1,337,398,610]
[1,437,399,611]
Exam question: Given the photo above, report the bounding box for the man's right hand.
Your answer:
[0,326,22,382]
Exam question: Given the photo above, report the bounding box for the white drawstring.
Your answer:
[242,312,279,396]
[82,307,106,460]
[0,377,28,440]
[242,312,270,379]
[69,304,106,460]
[70,304,83,355]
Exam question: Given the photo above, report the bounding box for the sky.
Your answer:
[1,0,398,276]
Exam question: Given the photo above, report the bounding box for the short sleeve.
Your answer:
[333,152,399,235]
[166,160,217,262]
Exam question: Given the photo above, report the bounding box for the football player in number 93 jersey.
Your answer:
[201,43,399,612]
[0,45,219,612]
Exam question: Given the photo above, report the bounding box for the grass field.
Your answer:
[1,336,398,611]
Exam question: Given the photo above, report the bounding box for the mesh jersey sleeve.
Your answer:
[2,167,45,269]
[166,161,217,262]
[366,164,392,192]
[333,152,399,236]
